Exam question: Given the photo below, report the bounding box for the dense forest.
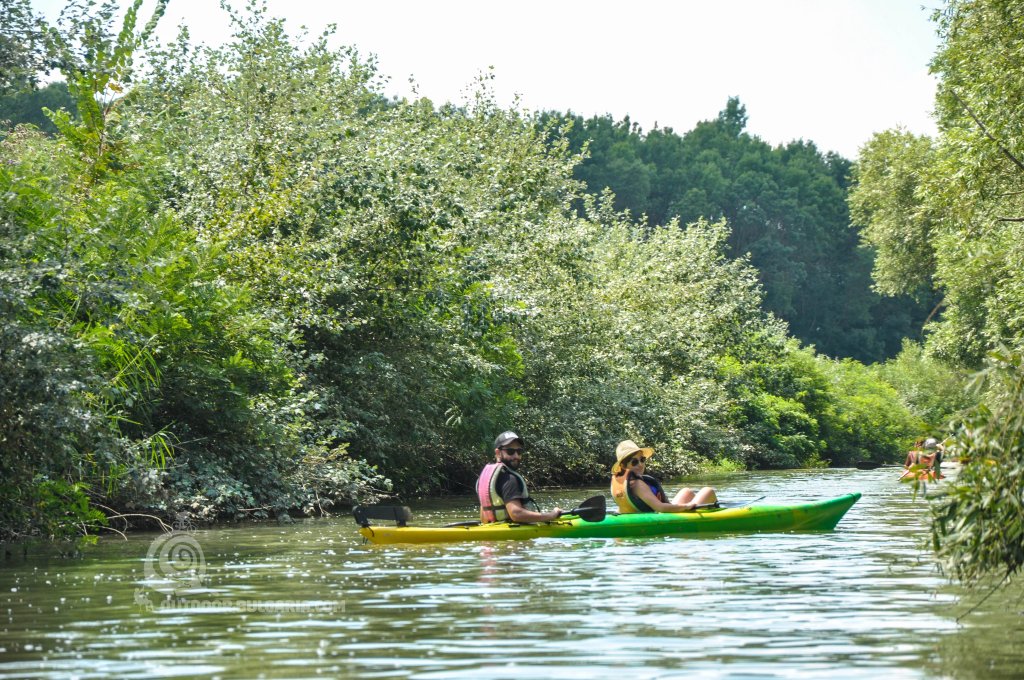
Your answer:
[540,102,938,363]
[0,0,1021,588]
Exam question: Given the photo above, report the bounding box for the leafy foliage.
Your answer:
[930,350,1024,585]
[850,0,1024,588]
[0,0,52,94]
[850,0,1024,369]
[543,100,934,363]
[817,357,924,466]
[873,340,972,430]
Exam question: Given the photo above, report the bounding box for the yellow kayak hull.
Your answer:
[358,493,861,545]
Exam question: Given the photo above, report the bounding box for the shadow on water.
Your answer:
[0,468,1021,678]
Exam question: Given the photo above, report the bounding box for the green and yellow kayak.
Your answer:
[356,492,861,545]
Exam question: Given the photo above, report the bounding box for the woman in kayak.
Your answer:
[610,440,717,513]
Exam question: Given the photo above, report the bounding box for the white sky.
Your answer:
[32,0,942,159]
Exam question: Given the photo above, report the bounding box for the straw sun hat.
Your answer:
[612,440,654,474]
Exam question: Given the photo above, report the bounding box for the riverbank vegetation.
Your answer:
[850,0,1024,587]
[0,0,991,547]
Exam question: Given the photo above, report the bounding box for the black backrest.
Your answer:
[352,505,412,527]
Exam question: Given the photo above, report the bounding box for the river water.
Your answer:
[1,468,1022,679]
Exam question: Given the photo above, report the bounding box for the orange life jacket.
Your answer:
[611,471,667,513]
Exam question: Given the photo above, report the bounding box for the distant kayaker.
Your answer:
[476,431,563,524]
[901,437,943,480]
[610,440,717,513]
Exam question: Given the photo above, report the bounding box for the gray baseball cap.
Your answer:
[493,431,524,449]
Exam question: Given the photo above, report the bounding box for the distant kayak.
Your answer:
[899,467,944,481]
[355,492,862,545]
[900,460,960,480]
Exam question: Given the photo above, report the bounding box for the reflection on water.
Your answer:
[0,469,1021,678]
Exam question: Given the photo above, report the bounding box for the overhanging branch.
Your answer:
[952,89,1024,174]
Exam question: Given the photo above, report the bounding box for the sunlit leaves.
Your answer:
[851,0,1024,368]
[930,349,1024,585]
[851,0,1024,587]
[849,130,939,297]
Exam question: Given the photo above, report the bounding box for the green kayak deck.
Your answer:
[358,492,861,545]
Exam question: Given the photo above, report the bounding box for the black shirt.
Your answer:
[495,467,527,503]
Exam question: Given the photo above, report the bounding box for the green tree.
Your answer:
[0,81,77,132]
[851,0,1024,590]
[849,130,939,298]
[545,99,932,363]
[850,0,1024,368]
[0,0,52,94]
[0,0,387,539]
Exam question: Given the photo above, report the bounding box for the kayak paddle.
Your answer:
[558,495,607,522]
[443,496,607,527]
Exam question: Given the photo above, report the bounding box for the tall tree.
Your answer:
[547,99,933,362]
[851,0,1024,367]
[851,0,1024,590]
[0,0,51,94]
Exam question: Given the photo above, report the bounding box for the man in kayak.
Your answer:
[611,440,717,513]
[476,431,563,524]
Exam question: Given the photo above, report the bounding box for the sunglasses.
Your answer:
[627,456,646,467]
[500,447,524,455]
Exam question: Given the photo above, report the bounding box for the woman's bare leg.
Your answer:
[671,488,696,504]
[671,487,718,505]
[692,486,718,505]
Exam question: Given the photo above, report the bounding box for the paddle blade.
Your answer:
[353,504,412,527]
[567,495,606,523]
